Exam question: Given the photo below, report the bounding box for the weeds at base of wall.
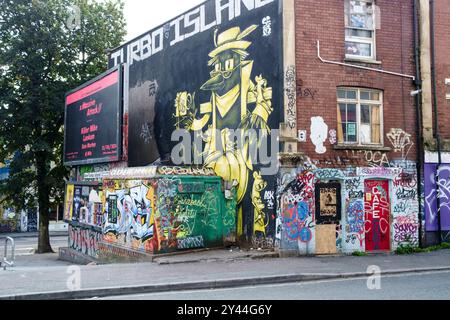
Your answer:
[352,251,368,257]
[396,242,450,255]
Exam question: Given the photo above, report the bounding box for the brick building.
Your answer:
[421,0,450,245]
[277,0,421,255]
[63,0,439,262]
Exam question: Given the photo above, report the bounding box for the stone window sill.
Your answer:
[344,57,382,65]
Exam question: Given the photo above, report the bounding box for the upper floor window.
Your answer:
[337,88,382,146]
[345,0,375,60]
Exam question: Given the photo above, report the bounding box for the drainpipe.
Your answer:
[430,0,442,244]
[317,41,415,80]
[413,0,424,248]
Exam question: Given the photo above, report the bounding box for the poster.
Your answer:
[64,184,75,221]
[315,183,341,224]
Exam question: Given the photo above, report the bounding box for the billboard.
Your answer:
[109,0,284,241]
[64,66,122,166]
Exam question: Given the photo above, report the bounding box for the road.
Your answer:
[2,235,68,256]
[100,270,450,300]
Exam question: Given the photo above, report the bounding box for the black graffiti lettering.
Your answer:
[396,187,417,200]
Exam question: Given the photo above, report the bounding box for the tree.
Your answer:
[0,0,126,253]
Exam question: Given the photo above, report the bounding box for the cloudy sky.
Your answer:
[122,0,205,41]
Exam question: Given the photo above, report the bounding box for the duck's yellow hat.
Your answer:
[208,25,258,58]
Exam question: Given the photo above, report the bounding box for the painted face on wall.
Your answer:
[202,51,242,94]
[310,117,329,154]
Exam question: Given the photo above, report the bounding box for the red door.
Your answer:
[364,180,391,252]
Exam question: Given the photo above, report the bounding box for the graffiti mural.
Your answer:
[391,170,419,247]
[387,128,414,161]
[102,177,226,254]
[26,208,38,232]
[69,224,101,259]
[364,180,391,251]
[103,180,157,252]
[0,207,20,233]
[275,163,419,254]
[344,199,365,250]
[64,183,103,228]
[278,170,316,254]
[108,0,283,243]
[424,164,450,232]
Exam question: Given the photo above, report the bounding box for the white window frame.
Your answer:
[345,0,377,61]
[337,88,384,147]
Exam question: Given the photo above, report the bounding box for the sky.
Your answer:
[122,0,205,42]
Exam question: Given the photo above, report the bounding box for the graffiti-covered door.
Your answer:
[364,180,391,252]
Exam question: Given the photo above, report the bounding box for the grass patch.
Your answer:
[395,243,450,255]
[352,251,368,257]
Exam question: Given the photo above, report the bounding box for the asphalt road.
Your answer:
[100,270,450,300]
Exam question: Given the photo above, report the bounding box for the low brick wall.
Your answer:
[97,241,154,264]
[58,247,97,265]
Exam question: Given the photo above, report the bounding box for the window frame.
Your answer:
[344,0,377,61]
[337,87,384,147]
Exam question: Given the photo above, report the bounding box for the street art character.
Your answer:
[252,171,268,236]
[175,25,273,231]
[131,205,154,242]
[310,117,328,154]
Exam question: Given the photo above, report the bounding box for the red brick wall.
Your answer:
[434,0,450,140]
[294,0,417,166]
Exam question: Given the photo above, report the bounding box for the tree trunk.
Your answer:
[36,152,53,254]
[38,207,53,254]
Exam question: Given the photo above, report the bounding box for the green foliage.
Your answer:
[0,0,126,250]
[395,244,420,255]
[352,251,368,257]
[396,243,450,255]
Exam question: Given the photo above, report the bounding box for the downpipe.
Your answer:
[430,0,443,244]
[413,0,424,248]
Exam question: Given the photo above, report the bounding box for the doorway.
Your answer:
[364,180,391,252]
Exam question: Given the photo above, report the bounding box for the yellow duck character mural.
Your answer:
[252,171,269,237]
[175,25,273,236]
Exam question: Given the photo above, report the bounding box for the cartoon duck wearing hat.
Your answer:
[175,25,273,236]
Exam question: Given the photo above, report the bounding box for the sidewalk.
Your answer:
[1,248,450,300]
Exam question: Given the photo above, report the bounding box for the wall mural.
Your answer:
[69,224,101,259]
[364,180,391,252]
[102,177,225,254]
[276,137,419,254]
[0,207,20,233]
[277,170,316,254]
[64,183,103,228]
[108,0,283,245]
[424,164,450,232]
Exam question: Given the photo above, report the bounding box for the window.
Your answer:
[337,88,382,146]
[345,0,375,60]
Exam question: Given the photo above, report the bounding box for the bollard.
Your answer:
[3,237,15,270]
